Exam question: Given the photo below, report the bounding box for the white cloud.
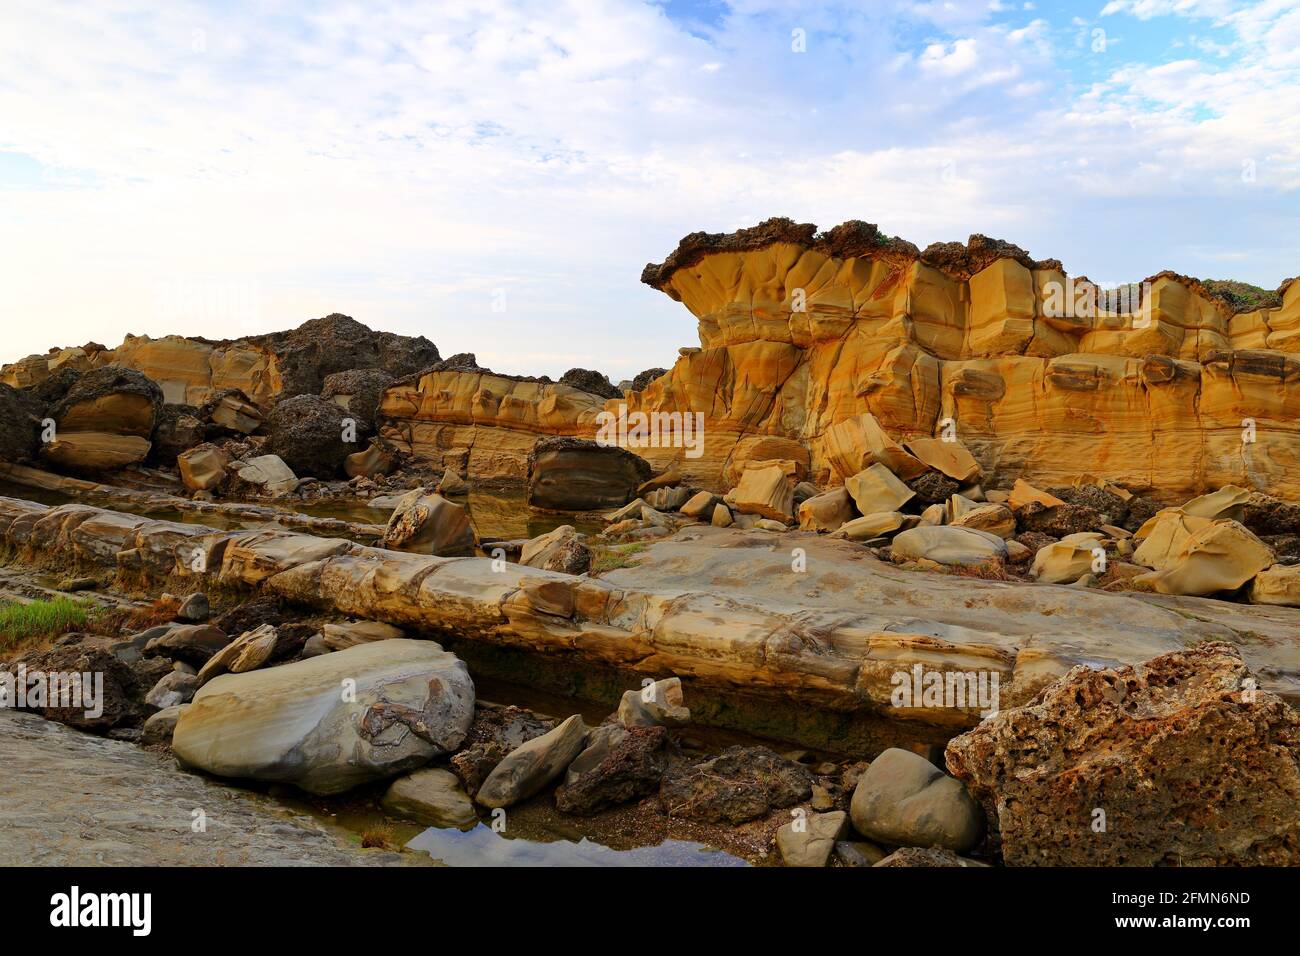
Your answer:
[0,0,1296,378]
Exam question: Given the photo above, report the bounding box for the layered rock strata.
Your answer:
[4,496,1299,747]
[370,219,1300,500]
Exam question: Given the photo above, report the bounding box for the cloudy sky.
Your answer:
[2,0,1297,378]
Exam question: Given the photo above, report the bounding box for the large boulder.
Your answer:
[945,642,1300,866]
[172,639,475,795]
[248,313,440,398]
[845,463,915,514]
[266,393,353,479]
[849,748,984,853]
[891,526,1007,566]
[1137,519,1273,596]
[1030,532,1106,584]
[322,368,394,435]
[526,437,652,511]
[382,489,477,557]
[177,444,229,492]
[49,365,163,438]
[730,460,797,522]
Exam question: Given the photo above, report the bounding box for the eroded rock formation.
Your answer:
[362,218,1300,502]
[2,314,438,410]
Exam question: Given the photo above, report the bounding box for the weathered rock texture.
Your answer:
[173,639,475,795]
[3,314,438,409]
[946,643,1300,866]
[5,498,1300,747]
[366,219,1300,500]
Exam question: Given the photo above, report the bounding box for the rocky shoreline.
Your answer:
[2,228,1300,867]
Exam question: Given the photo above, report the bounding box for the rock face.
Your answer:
[266,394,353,479]
[172,639,475,795]
[0,384,42,463]
[363,218,1300,501]
[2,316,438,411]
[946,643,1300,866]
[526,437,652,511]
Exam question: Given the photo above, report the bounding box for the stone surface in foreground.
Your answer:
[174,639,475,795]
[0,711,406,865]
[946,642,1300,866]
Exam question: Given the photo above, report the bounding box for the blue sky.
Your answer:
[1,0,1297,378]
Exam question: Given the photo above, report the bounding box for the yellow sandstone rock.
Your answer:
[845,463,914,515]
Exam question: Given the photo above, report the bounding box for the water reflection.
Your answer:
[406,823,748,867]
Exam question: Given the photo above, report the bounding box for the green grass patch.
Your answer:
[0,598,94,653]
[590,542,649,574]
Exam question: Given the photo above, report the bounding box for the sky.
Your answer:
[1,0,1298,380]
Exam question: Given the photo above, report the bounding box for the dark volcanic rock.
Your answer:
[321,368,394,435]
[149,404,204,466]
[1049,485,1129,526]
[266,394,352,478]
[659,745,813,824]
[526,437,653,512]
[249,314,439,398]
[908,471,960,505]
[1122,495,1164,533]
[946,642,1300,866]
[212,597,284,636]
[555,725,671,816]
[630,367,668,393]
[1015,501,1103,537]
[4,642,145,732]
[558,368,620,400]
[1245,495,1300,537]
[27,366,81,406]
[0,383,44,463]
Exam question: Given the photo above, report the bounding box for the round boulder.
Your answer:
[266,393,353,478]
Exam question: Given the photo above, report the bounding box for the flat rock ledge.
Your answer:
[3,496,1300,738]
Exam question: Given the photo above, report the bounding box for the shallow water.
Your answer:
[406,824,747,867]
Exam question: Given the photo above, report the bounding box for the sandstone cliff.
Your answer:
[357,218,1300,501]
